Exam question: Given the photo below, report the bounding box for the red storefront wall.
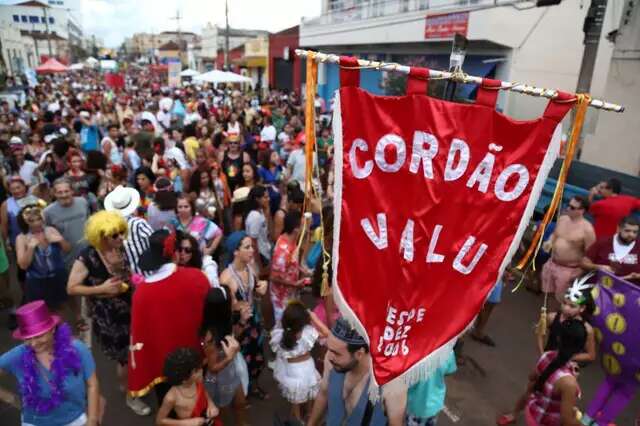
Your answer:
[268,26,300,93]
[216,46,244,72]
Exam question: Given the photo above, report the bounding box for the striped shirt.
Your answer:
[125,216,153,275]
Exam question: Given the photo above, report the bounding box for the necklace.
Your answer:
[230,262,253,301]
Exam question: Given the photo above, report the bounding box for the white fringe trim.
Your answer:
[330,90,562,401]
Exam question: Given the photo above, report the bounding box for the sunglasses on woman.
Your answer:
[177,246,193,254]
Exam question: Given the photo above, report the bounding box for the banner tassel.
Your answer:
[516,94,591,272]
[294,52,319,260]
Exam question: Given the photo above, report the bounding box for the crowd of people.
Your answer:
[0,67,637,426]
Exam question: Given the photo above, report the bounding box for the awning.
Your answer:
[455,58,500,100]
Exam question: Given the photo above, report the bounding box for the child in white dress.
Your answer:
[270,301,329,423]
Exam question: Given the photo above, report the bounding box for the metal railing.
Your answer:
[302,0,528,26]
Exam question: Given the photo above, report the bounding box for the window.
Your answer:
[41,17,46,23]
[13,15,19,22]
[49,17,54,24]
[29,16,40,23]
[21,15,28,23]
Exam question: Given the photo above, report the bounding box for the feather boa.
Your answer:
[20,323,81,414]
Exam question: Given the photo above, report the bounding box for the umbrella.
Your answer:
[193,70,252,85]
[180,68,200,77]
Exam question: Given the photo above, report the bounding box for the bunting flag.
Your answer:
[332,60,575,387]
[591,271,640,381]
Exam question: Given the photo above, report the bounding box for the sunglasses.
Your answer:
[567,205,582,210]
[177,246,193,254]
[107,232,125,240]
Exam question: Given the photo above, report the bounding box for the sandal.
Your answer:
[496,414,516,425]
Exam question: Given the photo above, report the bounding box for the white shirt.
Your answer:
[287,149,307,188]
[156,110,171,130]
[101,136,123,165]
[260,125,276,143]
[184,112,202,126]
[277,132,291,147]
[19,160,40,186]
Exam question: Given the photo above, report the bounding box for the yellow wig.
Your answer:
[85,211,128,250]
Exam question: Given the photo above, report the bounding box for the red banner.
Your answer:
[333,69,574,387]
[424,12,469,39]
[105,73,125,89]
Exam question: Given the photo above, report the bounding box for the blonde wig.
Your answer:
[85,211,128,250]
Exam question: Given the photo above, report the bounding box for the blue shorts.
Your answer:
[487,280,503,304]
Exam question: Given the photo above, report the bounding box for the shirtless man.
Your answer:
[308,318,406,426]
[542,196,596,302]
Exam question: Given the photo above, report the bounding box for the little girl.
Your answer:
[270,301,329,423]
[537,274,596,363]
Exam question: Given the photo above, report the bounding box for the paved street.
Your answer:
[1,283,638,425]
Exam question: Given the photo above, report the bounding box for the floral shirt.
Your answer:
[171,215,222,253]
[270,235,300,316]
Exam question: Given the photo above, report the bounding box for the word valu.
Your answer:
[349,131,531,202]
[377,305,426,357]
[362,215,488,275]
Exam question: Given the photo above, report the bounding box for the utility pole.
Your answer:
[41,6,53,57]
[443,33,468,101]
[170,9,182,64]
[225,0,230,70]
[31,23,40,62]
[576,0,608,97]
[575,0,608,158]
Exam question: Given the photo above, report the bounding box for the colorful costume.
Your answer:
[128,266,210,396]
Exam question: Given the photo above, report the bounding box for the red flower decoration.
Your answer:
[163,232,176,258]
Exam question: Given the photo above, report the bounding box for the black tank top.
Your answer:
[222,152,244,192]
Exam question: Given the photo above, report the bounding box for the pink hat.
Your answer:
[13,301,61,340]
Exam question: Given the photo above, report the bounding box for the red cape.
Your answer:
[128,266,209,396]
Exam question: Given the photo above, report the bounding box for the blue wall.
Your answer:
[315,54,497,108]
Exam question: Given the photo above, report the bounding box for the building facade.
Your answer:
[0,0,84,69]
[269,25,301,93]
[580,1,640,176]
[300,0,639,175]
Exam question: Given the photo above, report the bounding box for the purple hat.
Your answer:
[13,301,61,340]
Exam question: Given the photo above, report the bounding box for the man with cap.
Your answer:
[308,318,407,426]
[128,229,210,404]
[104,185,153,276]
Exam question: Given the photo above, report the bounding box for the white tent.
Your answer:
[100,60,118,71]
[193,70,252,85]
[180,68,200,77]
[69,63,84,70]
[85,57,99,68]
